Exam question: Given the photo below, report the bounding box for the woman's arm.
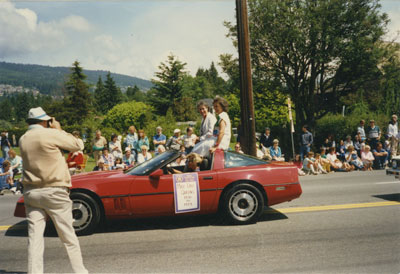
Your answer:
[215,120,226,148]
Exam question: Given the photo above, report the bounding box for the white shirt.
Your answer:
[388,122,398,138]
[326,153,338,163]
[182,134,197,148]
[200,113,217,141]
[137,152,152,164]
[214,112,231,150]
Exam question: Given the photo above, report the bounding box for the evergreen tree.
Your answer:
[149,54,187,116]
[0,99,13,122]
[63,61,92,124]
[94,76,105,112]
[93,72,123,114]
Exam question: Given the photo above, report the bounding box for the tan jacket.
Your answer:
[20,125,84,188]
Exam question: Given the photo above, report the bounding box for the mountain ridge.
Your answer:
[0,61,153,96]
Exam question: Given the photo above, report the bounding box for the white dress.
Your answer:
[192,111,231,157]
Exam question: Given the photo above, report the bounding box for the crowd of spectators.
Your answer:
[292,115,399,176]
[0,97,398,191]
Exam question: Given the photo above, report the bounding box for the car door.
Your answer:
[129,172,175,217]
[129,169,218,217]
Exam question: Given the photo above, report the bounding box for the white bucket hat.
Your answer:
[27,107,51,121]
[173,128,181,134]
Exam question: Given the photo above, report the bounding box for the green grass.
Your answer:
[10,147,97,173]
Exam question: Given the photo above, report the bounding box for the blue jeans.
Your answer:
[1,146,9,159]
[300,145,310,161]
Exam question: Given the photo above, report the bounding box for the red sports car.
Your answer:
[14,149,302,235]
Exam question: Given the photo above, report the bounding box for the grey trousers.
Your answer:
[24,187,88,274]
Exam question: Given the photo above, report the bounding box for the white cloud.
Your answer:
[59,15,92,32]
[0,0,92,58]
[0,0,236,80]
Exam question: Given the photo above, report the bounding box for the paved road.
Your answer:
[1,170,399,273]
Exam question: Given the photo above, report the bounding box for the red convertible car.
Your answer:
[14,149,302,235]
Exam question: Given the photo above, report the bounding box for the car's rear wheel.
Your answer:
[222,183,264,224]
[70,192,100,235]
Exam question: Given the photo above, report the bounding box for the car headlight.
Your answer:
[392,160,398,169]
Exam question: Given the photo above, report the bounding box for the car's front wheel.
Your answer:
[222,183,264,224]
[70,192,101,235]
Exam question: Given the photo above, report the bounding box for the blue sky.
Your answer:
[0,0,399,80]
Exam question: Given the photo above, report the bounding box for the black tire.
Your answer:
[70,192,101,236]
[221,183,264,225]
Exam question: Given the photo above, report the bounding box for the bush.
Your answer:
[315,112,391,149]
[102,101,154,133]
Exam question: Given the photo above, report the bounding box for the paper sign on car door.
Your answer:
[173,173,200,213]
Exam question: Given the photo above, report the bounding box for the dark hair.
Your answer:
[329,147,336,153]
[213,96,229,112]
[27,119,43,125]
[111,134,118,141]
[197,100,211,112]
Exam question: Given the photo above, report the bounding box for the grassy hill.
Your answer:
[0,61,152,95]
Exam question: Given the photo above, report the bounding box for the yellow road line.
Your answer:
[1,201,399,231]
[266,201,400,214]
[0,224,26,231]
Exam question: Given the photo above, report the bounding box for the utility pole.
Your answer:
[236,0,256,156]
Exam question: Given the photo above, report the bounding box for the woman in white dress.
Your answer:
[193,97,231,156]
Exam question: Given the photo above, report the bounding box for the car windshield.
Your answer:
[125,150,178,176]
[224,151,267,169]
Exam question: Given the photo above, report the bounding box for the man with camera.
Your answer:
[19,107,88,274]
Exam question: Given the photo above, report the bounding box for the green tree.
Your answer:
[149,54,187,116]
[0,99,13,122]
[14,92,35,122]
[102,101,154,133]
[94,76,105,112]
[195,62,227,96]
[104,72,123,111]
[63,61,92,124]
[95,72,123,114]
[126,85,147,102]
[225,0,391,127]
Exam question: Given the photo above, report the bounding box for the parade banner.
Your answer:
[173,173,200,213]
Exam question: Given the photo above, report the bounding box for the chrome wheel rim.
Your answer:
[228,189,258,221]
[72,199,92,231]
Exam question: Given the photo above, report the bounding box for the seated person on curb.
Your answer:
[168,153,205,174]
[269,139,285,161]
[372,142,388,169]
[0,160,15,193]
[326,147,351,172]
[303,151,326,175]
[8,149,22,177]
[345,145,363,170]
[361,145,374,171]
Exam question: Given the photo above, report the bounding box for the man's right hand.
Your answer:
[50,118,62,130]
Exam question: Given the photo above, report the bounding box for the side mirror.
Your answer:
[150,169,163,179]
